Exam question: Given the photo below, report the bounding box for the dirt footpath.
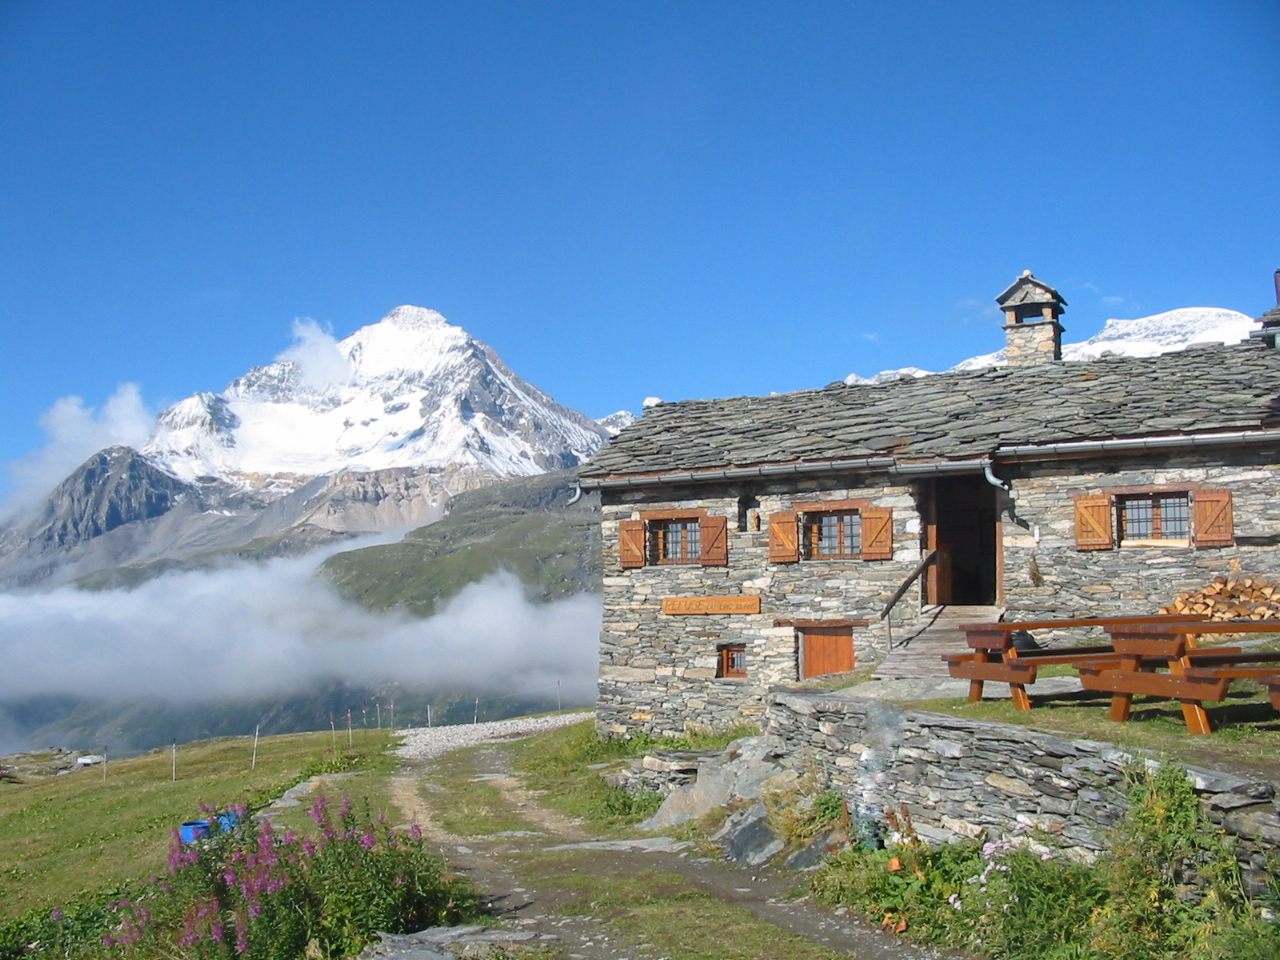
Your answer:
[389,727,955,960]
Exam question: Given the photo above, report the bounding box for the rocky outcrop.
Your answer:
[34,446,194,549]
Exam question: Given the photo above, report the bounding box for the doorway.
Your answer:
[924,476,1000,606]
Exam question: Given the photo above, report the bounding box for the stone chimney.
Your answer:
[995,270,1067,366]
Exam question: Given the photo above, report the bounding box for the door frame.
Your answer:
[922,477,1003,606]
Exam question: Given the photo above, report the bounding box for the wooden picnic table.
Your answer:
[1078,620,1280,734]
[945,614,1206,711]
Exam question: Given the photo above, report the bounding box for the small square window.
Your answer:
[717,643,747,679]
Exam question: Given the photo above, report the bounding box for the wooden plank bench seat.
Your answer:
[946,614,1207,711]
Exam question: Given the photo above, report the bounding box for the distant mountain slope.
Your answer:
[846,307,1255,384]
[321,470,601,617]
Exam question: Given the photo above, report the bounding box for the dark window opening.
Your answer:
[737,494,761,532]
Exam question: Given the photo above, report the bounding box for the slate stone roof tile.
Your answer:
[585,341,1280,478]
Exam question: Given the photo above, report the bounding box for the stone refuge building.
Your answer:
[580,271,1280,738]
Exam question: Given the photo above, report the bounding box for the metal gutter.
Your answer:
[995,429,1280,461]
[578,456,897,490]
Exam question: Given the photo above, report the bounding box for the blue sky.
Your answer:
[1,1,1277,502]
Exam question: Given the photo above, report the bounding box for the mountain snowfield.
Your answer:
[845,307,1257,384]
[145,305,610,488]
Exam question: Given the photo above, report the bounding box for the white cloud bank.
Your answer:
[0,556,601,706]
[1,383,154,520]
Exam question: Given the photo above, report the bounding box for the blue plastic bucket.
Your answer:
[216,810,241,832]
[179,819,211,844]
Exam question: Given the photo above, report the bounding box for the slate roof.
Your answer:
[584,341,1280,479]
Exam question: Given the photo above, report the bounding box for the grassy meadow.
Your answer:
[0,728,395,921]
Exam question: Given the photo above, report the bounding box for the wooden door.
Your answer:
[802,628,855,678]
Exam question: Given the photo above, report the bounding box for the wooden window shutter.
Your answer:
[619,519,646,568]
[1193,489,1234,547]
[860,507,894,560]
[1074,495,1114,550]
[768,511,799,563]
[700,514,728,566]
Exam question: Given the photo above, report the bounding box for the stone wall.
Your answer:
[766,690,1280,894]
[597,477,922,738]
[1000,449,1280,626]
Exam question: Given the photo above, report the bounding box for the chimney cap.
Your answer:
[995,270,1068,310]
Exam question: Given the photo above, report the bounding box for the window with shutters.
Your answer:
[1073,488,1233,551]
[769,500,893,563]
[717,643,747,679]
[618,510,729,568]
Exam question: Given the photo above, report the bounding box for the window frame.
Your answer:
[803,509,862,560]
[717,643,747,679]
[1116,491,1190,546]
[649,517,702,564]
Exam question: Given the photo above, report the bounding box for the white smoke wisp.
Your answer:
[277,319,354,391]
[0,558,601,705]
[0,383,154,520]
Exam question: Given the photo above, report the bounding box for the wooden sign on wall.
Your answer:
[661,595,762,615]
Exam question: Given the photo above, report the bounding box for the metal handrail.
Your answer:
[880,549,938,647]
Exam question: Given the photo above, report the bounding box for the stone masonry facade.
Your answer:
[998,448,1280,625]
[596,447,1280,738]
[766,690,1280,896]
[597,476,921,738]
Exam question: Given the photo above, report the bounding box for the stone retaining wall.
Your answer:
[765,690,1280,895]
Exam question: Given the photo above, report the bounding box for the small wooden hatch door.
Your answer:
[800,627,855,679]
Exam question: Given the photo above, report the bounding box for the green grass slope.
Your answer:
[321,470,601,616]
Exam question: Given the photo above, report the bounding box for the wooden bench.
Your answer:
[1078,621,1280,734]
[945,614,1206,711]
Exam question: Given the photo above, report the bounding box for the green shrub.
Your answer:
[811,768,1280,960]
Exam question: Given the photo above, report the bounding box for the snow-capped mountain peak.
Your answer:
[846,307,1256,384]
[596,410,637,436]
[144,306,610,488]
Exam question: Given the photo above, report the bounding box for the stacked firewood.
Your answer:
[1159,575,1280,621]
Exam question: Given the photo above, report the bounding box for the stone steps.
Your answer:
[874,605,1002,679]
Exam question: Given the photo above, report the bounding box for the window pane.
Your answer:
[686,520,700,559]
[820,515,839,554]
[1122,497,1153,539]
[1160,495,1189,539]
[842,513,861,553]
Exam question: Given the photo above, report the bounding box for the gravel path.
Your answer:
[394,711,593,762]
